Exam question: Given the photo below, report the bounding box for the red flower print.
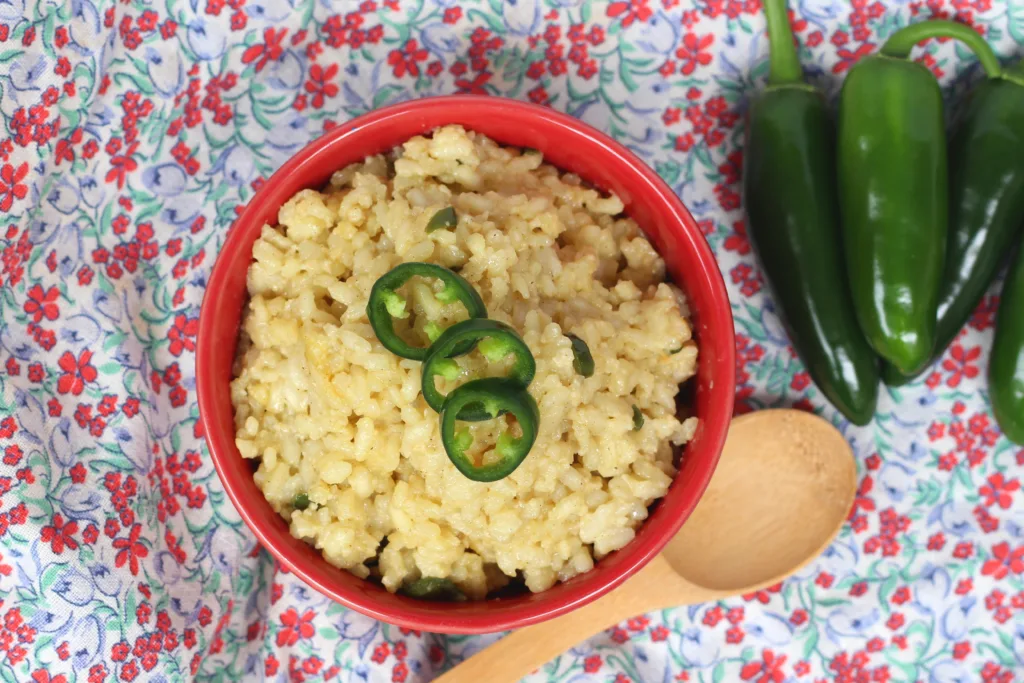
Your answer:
[303,655,323,674]
[650,625,670,641]
[833,43,876,73]
[626,615,649,631]
[577,59,598,79]
[981,542,1024,579]
[0,162,28,211]
[120,660,139,682]
[242,28,288,72]
[443,7,461,23]
[113,524,149,575]
[371,643,390,664]
[703,605,723,625]
[276,608,316,646]
[740,649,786,681]
[979,473,1019,509]
[942,343,980,387]
[387,39,428,78]
[726,626,744,643]
[168,315,198,356]
[97,394,118,416]
[674,133,695,152]
[951,641,971,660]
[40,514,78,554]
[392,661,408,682]
[455,72,492,95]
[0,416,15,438]
[528,85,549,105]
[790,609,808,625]
[32,672,68,683]
[568,42,588,64]
[607,0,653,27]
[8,502,26,523]
[4,445,24,468]
[105,141,139,189]
[305,64,339,109]
[720,222,753,258]
[583,655,602,672]
[675,33,714,75]
[47,398,62,416]
[57,349,98,396]
[715,183,741,210]
[789,372,811,392]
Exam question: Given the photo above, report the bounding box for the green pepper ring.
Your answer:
[366,262,487,361]
[439,377,540,482]
[422,319,536,421]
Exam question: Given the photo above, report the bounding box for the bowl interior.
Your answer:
[197,96,735,634]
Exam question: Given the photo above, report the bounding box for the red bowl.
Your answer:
[197,95,735,634]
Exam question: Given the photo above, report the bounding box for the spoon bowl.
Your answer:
[666,408,858,591]
[435,408,858,683]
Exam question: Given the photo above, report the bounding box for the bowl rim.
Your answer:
[197,94,735,633]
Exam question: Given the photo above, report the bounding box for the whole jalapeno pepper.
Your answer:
[744,0,879,424]
[837,22,975,376]
[883,53,1024,385]
[990,243,1024,445]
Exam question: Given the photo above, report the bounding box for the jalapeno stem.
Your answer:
[764,0,804,86]
[880,19,1001,80]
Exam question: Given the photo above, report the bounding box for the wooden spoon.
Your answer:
[434,408,858,683]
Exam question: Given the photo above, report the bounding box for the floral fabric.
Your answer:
[1,0,1023,682]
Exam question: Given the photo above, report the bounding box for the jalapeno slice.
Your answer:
[422,319,535,421]
[426,206,457,233]
[366,262,487,361]
[567,334,595,377]
[631,405,644,431]
[399,576,467,602]
[440,377,540,482]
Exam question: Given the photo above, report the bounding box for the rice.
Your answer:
[230,125,699,599]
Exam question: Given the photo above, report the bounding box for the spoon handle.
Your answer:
[433,556,697,683]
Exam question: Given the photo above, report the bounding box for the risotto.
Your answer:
[231,125,699,600]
